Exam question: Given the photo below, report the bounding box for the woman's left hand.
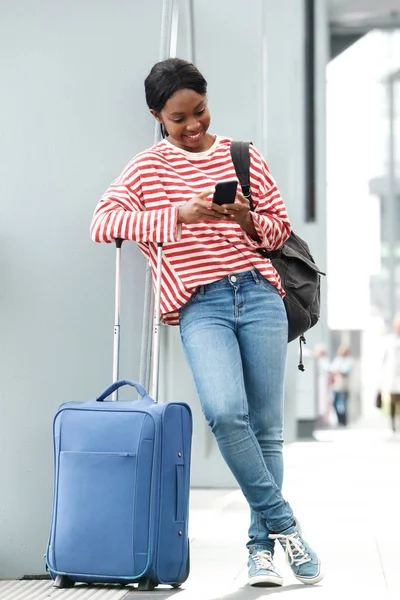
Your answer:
[215,193,251,226]
[213,193,259,241]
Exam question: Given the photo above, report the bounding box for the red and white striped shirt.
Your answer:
[90,136,291,325]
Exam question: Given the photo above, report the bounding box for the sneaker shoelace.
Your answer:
[269,532,311,567]
[253,550,275,570]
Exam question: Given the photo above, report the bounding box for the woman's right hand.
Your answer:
[178,189,227,224]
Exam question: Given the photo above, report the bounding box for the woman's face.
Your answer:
[152,88,211,152]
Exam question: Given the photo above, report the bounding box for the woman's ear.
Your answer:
[150,109,162,124]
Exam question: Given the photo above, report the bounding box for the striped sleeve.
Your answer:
[90,160,181,244]
[242,145,291,251]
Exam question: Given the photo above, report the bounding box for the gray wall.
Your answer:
[0,0,162,578]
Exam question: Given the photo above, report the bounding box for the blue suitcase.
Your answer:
[46,241,192,591]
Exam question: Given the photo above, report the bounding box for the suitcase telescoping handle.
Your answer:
[151,242,163,402]
[112,238,123,399]
[111,239,163,402]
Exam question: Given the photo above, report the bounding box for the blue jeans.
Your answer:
[179,269,295,553]
[333,391,348,426]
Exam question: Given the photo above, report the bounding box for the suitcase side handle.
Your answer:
[96,379,149,402]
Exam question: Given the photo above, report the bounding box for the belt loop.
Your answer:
[199,285,205,296]
[251,269,260,283]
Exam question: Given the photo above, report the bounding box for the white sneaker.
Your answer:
[247,549,283,587]
[269,522,323,585]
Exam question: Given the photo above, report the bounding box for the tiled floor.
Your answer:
[2,414,399,599]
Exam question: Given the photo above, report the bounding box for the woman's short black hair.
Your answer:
[145,58,207,113]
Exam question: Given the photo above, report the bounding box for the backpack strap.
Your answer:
[230,141,272,262]
[230,141,254,211]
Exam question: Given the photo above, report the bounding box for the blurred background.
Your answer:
[1,0,400,581]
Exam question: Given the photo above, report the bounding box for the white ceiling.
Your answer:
[328,0,400,31]
[329,0,400,18]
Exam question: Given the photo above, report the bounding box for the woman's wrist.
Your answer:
[238,212,252,228]
[239,212,259,241]
[177,206,185,224]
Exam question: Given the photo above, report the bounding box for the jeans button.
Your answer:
[230,275,237,283]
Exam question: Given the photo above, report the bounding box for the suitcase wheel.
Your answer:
[137,578,156,591]
[53,575,75,588]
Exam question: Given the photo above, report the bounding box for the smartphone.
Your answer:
[212,179,238,206]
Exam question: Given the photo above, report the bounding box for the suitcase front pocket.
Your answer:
[53,451,142,578]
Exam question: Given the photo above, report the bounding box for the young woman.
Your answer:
[90,58,323,588]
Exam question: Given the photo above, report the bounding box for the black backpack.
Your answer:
[230,142,325,366]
